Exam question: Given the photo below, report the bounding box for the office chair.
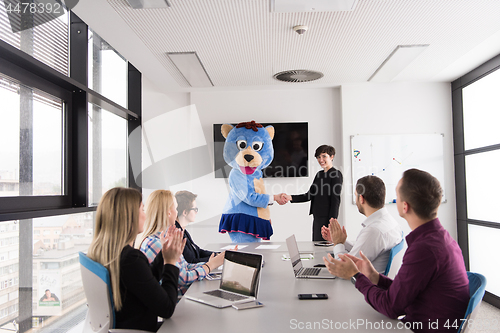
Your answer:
[79,252,150,333]
[383,233,405,276]
[457,272,487,333]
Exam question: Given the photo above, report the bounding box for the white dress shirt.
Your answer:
[333,207,403,274]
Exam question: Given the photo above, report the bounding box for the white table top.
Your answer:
[158,242,411,332]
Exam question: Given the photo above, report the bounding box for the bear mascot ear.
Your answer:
[221,124,233,139]
[265,125,275,140]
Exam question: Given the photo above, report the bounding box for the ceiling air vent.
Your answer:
[273,70,324,83]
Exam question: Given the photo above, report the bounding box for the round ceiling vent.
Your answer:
[273,70,324,83]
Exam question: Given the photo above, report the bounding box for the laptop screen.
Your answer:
[286,234,304,275]
[220,251,262,297]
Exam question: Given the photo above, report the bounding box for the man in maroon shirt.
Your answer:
[323,169,469,332]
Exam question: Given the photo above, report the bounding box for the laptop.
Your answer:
[185,250,263,308]
[286,234,336,279]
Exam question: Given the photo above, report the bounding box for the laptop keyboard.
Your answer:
[204,289,248,301]
[301,267,321,276]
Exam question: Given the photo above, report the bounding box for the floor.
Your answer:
[468,302,500,333]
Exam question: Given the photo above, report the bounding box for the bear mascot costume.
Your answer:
[218,121,274,243]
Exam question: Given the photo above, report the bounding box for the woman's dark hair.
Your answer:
[314,145,335,158]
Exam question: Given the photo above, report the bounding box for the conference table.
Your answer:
[159,241,412,332]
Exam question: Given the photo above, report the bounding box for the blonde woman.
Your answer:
[140,190,225,296]
[87,187,184,332]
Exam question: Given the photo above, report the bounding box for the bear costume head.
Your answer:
[221,121,274,176]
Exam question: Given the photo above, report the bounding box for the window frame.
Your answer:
[452,53,500,308]
[0,11,142,332]
[0,12,142,222]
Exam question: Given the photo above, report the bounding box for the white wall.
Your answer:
[141,85,342,246]
[191,88,343,244]
[141,77,190,200]
[140,81,457,249]
[340,82,456,242]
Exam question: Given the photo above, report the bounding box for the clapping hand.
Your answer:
[345,251,380,285]
[329,218,347,245]
[321,225,333,243]
[160,226,186,266]
[322,253,359,280]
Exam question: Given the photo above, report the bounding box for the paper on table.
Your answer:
[282,253,314,260]
[255,245,281,250]
[220,245,247,250]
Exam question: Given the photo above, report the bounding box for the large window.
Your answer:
[88,104,128,206]
[88,29,128,108]
[0,5,142,333]
[0,3,69,76]
[453,54,500,308]
[0,74,64,197]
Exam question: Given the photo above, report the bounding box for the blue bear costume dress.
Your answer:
[219,121,274,242]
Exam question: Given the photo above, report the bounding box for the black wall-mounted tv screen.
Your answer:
[214,122,308,178]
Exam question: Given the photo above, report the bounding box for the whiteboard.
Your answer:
[350,134,446,204]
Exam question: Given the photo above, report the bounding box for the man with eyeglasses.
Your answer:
[175,190,217,263]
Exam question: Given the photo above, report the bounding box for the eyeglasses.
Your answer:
[188,207,199,213]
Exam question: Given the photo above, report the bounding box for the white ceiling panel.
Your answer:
[74,0,500,92]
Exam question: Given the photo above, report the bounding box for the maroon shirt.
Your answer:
[355,218,469,333]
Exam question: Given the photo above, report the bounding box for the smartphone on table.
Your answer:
[232,301,264,310]
[298,293,328,300]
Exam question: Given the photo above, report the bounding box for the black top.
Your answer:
[291,167,343,218]
[175,221,214,263]
[115,245,179,332]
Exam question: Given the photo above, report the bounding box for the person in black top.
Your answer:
[87,187,185,332]
[281,145,343,241]
[175,190,215,263]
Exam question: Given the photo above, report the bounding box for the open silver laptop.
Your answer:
[286,235,336,279]
[185,250,263,308]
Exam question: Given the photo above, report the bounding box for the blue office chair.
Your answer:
[383,233,405,276]
[79,252,149,333]
[457,272,487,333]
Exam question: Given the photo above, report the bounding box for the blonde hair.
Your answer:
[87,187,142,311]
[140,190,175,248]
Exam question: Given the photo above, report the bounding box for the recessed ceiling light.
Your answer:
[368,45,429,82]
[271,0,358,12]
[125,0,171,9]
[167,52,214,87]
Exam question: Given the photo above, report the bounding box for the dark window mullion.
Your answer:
[466,219,500,229]
[453,51,500,309]
[69,13,88,208]
[464,144,500,156]
[128,63,141,191]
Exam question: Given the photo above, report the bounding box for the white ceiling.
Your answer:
[73,0,500,93]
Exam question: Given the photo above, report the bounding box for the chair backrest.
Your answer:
[384,232,405,276]
[79,252,115,333]
[458,272,487,333]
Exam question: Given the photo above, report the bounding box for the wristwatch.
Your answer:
[351,272,361,285]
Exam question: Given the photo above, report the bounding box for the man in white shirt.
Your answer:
[321,175,403,273]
